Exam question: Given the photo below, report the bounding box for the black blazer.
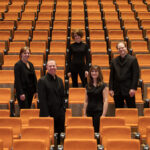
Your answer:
[109,54,139,96]
[14,60,37,96]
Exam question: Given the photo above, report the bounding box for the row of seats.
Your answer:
[1,108,150,149]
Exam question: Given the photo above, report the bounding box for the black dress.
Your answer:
[86,83,106,132]
[66,42,91,87]
[14,60,37,109]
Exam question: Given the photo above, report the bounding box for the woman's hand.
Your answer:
[67,72,71,78]
[85,71,88,78]
[20,94,25,101]
[34,93,38,99]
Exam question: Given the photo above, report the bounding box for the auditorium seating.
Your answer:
[0,0,150,149]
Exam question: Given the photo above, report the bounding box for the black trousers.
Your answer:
[54,112,65,144]
[114,94,136,108]
[17,90,34,109]
[87,110,102,132]
[71,65,87,87]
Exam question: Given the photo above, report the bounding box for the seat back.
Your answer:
[0,127,13,150]
[65,127,94,139]
[115,108,138,127]
[68,88,86,104]
[64,139,97,150]
[101,126,131,148]
[0,117,21,139]
[13,139,46,150]
[138,116,150,139]
[106,139,140,150]
[21,127,50,149]
[67,117,93,127]
[20,109,40,126]
[100,117,126,133]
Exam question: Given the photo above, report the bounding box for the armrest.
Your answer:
[97,144,104,150]
[10,100,15,117]
[95,132,100,144]
[60,132,65,145]
[132,132,140,139]
[143,144,149,150]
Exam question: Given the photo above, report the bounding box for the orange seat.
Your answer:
[71,21,85,30]
[144,108,150,116]
[87,12,102,21]
[68,88,86,105]
[106,139,140,150]
[65,127,95,140]
[35,21,50,31]
[126,29,144,41]
[48,54,65,69]
[53,21,68,30]
[100,117,125,133]
[107,30,124,41]
[13,139,46,150]
[140,69,150,84]
[129,41,149,54]
[38,12,52,21]
[51,30,67,41]
[64,139,97,150]
[67,117,93,128]
[3,12,20,21]
[105,20,121,30]
[0,117,21,139]
[13,30,30,43]
[0,88,11,109]
[122,20,139,30]
[28,117,54,144]
[0,127,13,150]
[16,20,33,30]
[88,20,103,30]
[21,127,50,150]
[115,108,138,127]
[20,109,40,127]
[103,11,119,20]
[101,126,131,148]
[65,108,72,127]
[138,116,150,141]
[49,41,66,54]
[89,30,105,41]
[92,54,109,68]
[90,41,107,54]
[8,41,26,54]
[136,54,150,68]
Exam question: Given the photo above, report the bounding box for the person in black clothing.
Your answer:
[109,42,140,108]
[14,47,37,109]
[38,60,65,144]
[83,65,108,132]
[66,29,91,87]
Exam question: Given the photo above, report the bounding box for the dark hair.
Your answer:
[71,29,83,40]
[19,47,31,59]
[87,65,104,88]
[116,41,127,49]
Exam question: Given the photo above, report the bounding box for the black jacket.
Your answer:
[38,73,65,117]
[109,54,139,96]
[14,60,37,96]
[66,42,91,72]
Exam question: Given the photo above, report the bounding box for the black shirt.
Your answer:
[86,83,106,112]
[66,42,91,72]
[14,60,37,95]
[38,73,65,117]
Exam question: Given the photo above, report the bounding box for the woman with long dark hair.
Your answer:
[83,65,108,132]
